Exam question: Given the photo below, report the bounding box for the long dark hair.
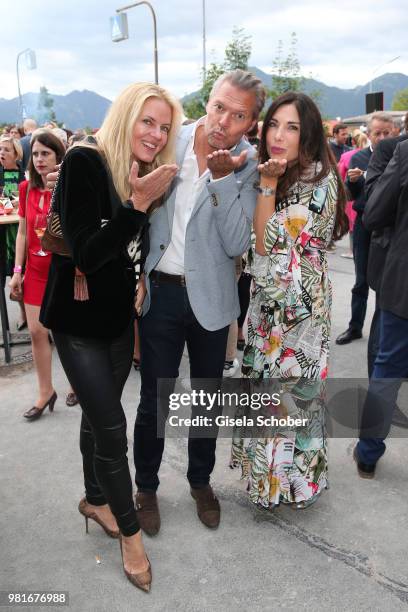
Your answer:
[28,129,66,189]
[259,92,348,240]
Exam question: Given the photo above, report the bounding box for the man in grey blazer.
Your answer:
[134,70,266,533]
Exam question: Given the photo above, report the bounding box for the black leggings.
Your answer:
[53,324,139,537]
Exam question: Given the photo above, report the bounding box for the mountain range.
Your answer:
[1,71,407,129]
[0,90,111,130]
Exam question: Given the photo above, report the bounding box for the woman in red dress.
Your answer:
[9,130,65,418]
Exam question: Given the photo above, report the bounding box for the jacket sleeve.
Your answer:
[205,163,257,257]
[365,140,391,200]
[338,154,348,182]
[345,174,365,200]
[363,143,401,232]
[59,148,147,274]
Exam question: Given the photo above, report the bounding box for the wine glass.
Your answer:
[0,187,6,214]
[34,213,48,256]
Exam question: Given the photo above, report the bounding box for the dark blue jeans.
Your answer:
[357,310,408,465]
[367,297,381,378]
[349,214,371,332]
[134,279,229,491]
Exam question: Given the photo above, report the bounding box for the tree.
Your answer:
[392,87,408,111]
[224,26,252,71]
[269,32,303,99]
[266,33,325,114]
[37,85,57,124]
[183,26,252,120]
[183,62,224,119]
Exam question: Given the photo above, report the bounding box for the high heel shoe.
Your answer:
[78,498,120,539]
[23,391,57,421]
[119,535,152,593]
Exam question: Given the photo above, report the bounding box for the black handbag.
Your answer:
[41,162,71,257]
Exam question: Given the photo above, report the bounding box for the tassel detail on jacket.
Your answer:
[74,267,89,301]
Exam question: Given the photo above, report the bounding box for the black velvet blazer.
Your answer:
[40,146,147,339]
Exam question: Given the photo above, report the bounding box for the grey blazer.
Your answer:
[143,122,258,331]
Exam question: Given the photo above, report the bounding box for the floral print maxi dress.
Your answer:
[231,165,338,509]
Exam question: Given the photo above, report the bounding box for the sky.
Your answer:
[1,0,407,102]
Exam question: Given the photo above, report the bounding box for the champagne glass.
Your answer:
[34,213,48,256]
[0,186,6,210]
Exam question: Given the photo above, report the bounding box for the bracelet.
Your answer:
[253,182,276,197]
[13,265,22,273]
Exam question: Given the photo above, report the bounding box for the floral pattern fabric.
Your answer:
[231,165,338,508]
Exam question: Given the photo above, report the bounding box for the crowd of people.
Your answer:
[1,69,406,592]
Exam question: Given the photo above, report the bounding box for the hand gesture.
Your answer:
[347,167,364,183]
[129,161,178,212]
[257,158,287,179]
[207,149,248,179]
[46,164,61,190]
[135,273,146,316]
[9,273,23,299]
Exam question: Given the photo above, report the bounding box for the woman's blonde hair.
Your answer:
[0,135,23,162]
[352,130,368,149]
[94,82,182,201]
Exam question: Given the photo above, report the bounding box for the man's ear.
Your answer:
[248,118,257,132]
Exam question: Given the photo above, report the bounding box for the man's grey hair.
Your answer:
[367,112,394,131]
[209,69,266,118]
[23,118,38,134]
[53,127,68,147]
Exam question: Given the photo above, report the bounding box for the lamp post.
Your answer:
[16,48,37,120]
[202,0,206,83]
[110,2,158,84]
[368,55,401,93]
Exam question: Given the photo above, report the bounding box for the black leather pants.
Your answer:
[53,323,139,536]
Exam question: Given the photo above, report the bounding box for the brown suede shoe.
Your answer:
[135,492,161,536]
[190,485,220,529]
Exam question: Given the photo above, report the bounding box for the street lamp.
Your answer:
[368,55,401,93]
[110,2,158,84]
[202,0,206,83]
[16,48,37,121]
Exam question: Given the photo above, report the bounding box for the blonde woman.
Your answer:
[0,134,26,329]
[40,83,182,592]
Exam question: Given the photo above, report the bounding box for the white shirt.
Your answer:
[155,120,210,275]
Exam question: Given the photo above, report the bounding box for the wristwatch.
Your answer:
[253,182,276,197]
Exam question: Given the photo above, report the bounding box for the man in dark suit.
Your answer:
[329,122,351,162]
[364,116,408,375]
[336,113,393,346]
[354,138,408,477]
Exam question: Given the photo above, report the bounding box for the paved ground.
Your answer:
[1,238,408,611]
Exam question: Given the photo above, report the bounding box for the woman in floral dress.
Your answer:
[231,92,348,509]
